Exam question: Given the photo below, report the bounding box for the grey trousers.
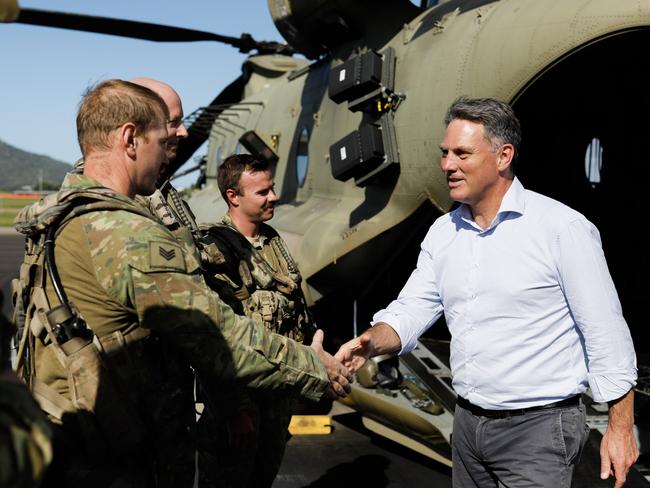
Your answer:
[452,401,590,488]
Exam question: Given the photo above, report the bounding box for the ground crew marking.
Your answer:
[288,415,332,435]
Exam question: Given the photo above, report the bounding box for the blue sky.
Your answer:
[1,0,284,188]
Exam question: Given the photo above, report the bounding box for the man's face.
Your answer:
[163,92,189,160]
[133,120,169,196]
[439,119,502,207]
[232,169,279,224]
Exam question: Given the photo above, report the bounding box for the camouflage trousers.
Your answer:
[41,358,196,488]
[198,394,294,488]
[43,406,196,488]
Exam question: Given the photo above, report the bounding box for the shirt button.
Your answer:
[471,294,477,300]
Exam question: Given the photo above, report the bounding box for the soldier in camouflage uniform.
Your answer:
[1,290,53,488]
[73,77,270,486]
[12,80,351,487]
[197,154,316,488]
[67,77,201,487]
[117,82,309,487]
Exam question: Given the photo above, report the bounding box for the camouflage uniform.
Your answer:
[12,173,329,487]
[0,296,53,488]
[197,214,316,488]
[0,379,53,488]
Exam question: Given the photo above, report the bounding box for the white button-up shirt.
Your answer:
[373,178,637,409]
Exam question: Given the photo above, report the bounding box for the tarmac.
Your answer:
[0,226,22,317]
[274,401,451,487]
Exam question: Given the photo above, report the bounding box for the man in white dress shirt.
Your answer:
[336,97,638,488]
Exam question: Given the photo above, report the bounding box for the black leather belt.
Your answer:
[456,395,581,418]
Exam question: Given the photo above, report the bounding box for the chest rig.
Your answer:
[146,184,314,343]
[12,189,158,457]
[199,219,314,343]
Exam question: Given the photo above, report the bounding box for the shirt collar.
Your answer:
[457,177,526,232]
[496,176,526,217]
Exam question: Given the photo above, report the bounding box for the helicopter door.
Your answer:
[512,28,650,353]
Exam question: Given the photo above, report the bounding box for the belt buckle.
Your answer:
[502,408,526,418]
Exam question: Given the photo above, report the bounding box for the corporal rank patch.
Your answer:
[149,241,185,271]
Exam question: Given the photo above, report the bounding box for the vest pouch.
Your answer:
[65,338,146,458]
[246,290,293,333]
[10,278,25,334]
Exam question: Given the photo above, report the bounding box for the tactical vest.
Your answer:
[200,219,315,343]
[145,185,314,343]
[12,189,159,457]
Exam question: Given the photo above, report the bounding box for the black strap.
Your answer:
[456,395,581,418]
[42,195,158,343]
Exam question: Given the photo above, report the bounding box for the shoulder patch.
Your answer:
[149,241,186,271]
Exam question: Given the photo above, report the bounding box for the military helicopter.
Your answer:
[4,0,650,485]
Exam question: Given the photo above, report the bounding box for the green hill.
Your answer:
[0,139,71,191]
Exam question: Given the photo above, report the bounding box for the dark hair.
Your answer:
[77,79,169,157]
[217,154,272,202]
[444,97,521,169]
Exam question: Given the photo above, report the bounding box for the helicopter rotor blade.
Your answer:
[13,8,290,54]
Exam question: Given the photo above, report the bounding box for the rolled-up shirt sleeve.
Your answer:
[372,227,444,354]
[556,218,637,402]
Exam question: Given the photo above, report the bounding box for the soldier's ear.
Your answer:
[225,188,239,207]
[121,123,137,159]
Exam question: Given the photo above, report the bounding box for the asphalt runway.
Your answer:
[274,402,452,487]
[0,227,23,318]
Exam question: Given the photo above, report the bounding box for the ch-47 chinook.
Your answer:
[4,0,650,485]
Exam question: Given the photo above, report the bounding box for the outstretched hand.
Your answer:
[310,329,352,399]
[335,333,373,374]
[335,323,402,374]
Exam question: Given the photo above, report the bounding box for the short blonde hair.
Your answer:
[76,79,169,156]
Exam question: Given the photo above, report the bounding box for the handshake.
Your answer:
[309,329,376,400]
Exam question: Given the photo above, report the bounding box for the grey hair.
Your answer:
[444,97,521,168]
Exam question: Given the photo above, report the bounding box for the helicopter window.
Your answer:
[296,126,310,187]
[216,146,223,165]
[584,137,603,187]
[235,142,249,155]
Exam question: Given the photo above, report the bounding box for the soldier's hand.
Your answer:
[310,329,352,399]
[227,409,256,451]
[335,333,372,374]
